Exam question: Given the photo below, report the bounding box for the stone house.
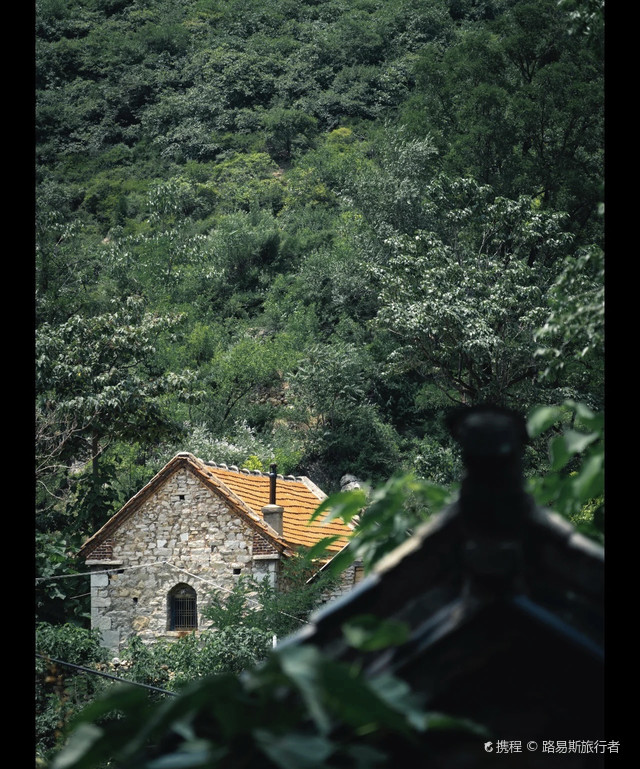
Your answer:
[78,452,355,652]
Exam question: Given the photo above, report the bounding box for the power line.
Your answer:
[35,653,177,696]
[35,560,170,583]
[36,559,310,625]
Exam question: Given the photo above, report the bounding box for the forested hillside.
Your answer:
[36,0,604,621]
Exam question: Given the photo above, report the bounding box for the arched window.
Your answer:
[168,583,197,631]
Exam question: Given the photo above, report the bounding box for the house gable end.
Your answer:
[79,453,290,562]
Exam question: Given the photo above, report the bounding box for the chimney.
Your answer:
[262,463,284,536]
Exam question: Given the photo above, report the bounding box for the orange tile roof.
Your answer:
[79,453,351,559]
[207,465,351,553]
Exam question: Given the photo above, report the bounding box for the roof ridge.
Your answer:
[201,458,308,484]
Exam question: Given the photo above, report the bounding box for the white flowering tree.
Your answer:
[359,173,574,408]
[35,296,197,531]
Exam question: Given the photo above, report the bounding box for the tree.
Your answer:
[35,181,108,323]
[262,107,318,162]
[195,329,300,431]
[286,340,402,485]
[36,622,108,762]
[533,245,604,408]
[403,0,603,243]
[36,296,194,532]
[357,172,573,408]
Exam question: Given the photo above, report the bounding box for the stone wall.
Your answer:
[314,561,364,610]
[89,466,280,652]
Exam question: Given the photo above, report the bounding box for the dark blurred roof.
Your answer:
[285,407,605,764]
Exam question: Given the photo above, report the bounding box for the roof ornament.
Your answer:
[446,405,532,593]
[340,474,363,492]
[447,405,530,536]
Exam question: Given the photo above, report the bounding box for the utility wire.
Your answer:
[37,559,311,625]
[165,561,308,625]
[35,653,177,696]
[35,560,170,583]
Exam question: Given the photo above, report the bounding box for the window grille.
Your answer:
[169,584,197,631]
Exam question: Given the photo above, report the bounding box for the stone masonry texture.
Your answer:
[90,466,280,651]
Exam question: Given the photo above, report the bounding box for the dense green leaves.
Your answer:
[534,245,604,405]
[36,296,195,533]
[203,551,339,639]
[527,400,604,539]
[311,473,452,575]
[36,298,189,455]
[36,623,109,760]
[36,2,603,760]
[36,534,91,624]
[49,626,477,769]
[355,168,573,407]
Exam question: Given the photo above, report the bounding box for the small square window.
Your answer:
[233,568,242,575]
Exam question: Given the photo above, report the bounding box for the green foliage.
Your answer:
[35,297,189,455]
[309,473,452,577]
[356,165,573,407]
[526,400,604,541]
[50,624,485,769]
[35,296,194,533]
[118,627,273,693]
[204,551,339,640]
[405,0,603,239]
[37,623,108,667]
[288,341,370,426]
[285,340,402,483]
[194,328,301,431]
[534,245,604,406]
[206,152,287,214]
[559,0,604,52]
[167,420,303,477]
[200,626,274,675]
[262,107,318,161]
[410,435,461,486]
[36,623,109,761]
[36,533,91,624]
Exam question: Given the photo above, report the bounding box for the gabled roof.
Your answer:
[204,463,348,551]
[78,452,351,560]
